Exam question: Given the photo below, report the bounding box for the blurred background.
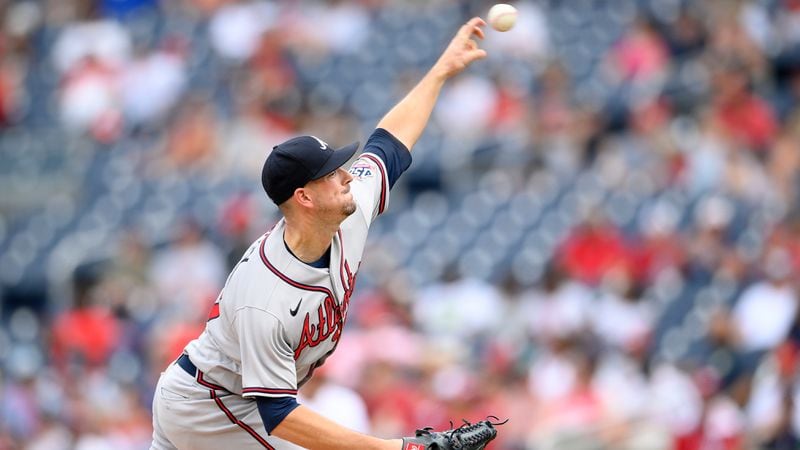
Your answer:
[0,0,799,448]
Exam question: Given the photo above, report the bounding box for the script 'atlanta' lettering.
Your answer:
[294,262,357,359]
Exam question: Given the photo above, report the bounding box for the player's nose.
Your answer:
[341,168,353,184]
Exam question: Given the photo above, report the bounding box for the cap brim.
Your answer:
[311,141,360,179]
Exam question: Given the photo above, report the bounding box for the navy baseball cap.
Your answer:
[261,136,359,205]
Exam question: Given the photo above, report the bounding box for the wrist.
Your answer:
[385,438,403,450]
[426,63,451,84]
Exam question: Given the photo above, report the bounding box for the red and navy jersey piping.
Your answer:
[197,371,275,449]
[259,237,335,298]
[243,387,299,396]
[361,153,388,215]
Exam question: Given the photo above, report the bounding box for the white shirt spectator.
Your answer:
[209,1,278,62]
[434,75,499,143]
[121,49,186,125]
[522,280,593,341]
[299,379,371,434]
[59,59,120,133]
[704,395,748,445]
[52,20,131,74]
[26,422,73,450]
[731,280,797,352]
[290,2,371,55]
[747,352,790,436]
[413,276,504,339]
[648,363,703,436]
[592,352,650,420]
[527,348,578,403]
[592,290,654,351]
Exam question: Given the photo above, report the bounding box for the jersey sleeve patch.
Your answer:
[348,160,375,180]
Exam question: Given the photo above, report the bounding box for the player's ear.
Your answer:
[293,187,314,208]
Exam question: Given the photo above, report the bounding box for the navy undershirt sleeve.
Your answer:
[362,128,412,189]
[256,396,301,434]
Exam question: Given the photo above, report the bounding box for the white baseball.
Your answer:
[487,3,517,32]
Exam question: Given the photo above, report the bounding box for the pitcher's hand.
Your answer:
[431,17,488,80]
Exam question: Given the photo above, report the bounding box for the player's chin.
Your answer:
[341,193,356,216]
[342,201,357,217]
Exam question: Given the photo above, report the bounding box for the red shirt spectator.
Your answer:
[715,94,777,152]
[557,214,631,286]
[711,63,778,152]
[611,18,669,82]
[51,304,121,368]
[0,61,19,126]
[156,320,206,369]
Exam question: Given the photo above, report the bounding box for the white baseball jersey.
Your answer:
[152,129,410,450]
[186,151,390,398]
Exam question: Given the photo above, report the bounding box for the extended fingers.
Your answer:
[435,17,487,77]
[467,48,488,62]
[462,38,487,63]
[473,25,485,40]
[458,17,486,40]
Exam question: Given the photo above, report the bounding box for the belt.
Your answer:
[176,353,197,377]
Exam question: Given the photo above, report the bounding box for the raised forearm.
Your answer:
[271,405,401,450]
[376,71,447,151]
[376,17,487,152]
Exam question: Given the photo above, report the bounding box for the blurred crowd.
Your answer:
[1,0,800,449]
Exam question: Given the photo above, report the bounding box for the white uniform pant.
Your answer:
[151,361,305,450]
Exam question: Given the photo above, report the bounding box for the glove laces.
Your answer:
[448,417,508,448]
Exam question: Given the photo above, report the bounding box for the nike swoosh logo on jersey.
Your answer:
[289,299,303,317]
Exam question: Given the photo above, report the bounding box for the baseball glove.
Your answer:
[401,417,507,450]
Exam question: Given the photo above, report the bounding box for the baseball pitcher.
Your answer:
[151,17,502,450]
